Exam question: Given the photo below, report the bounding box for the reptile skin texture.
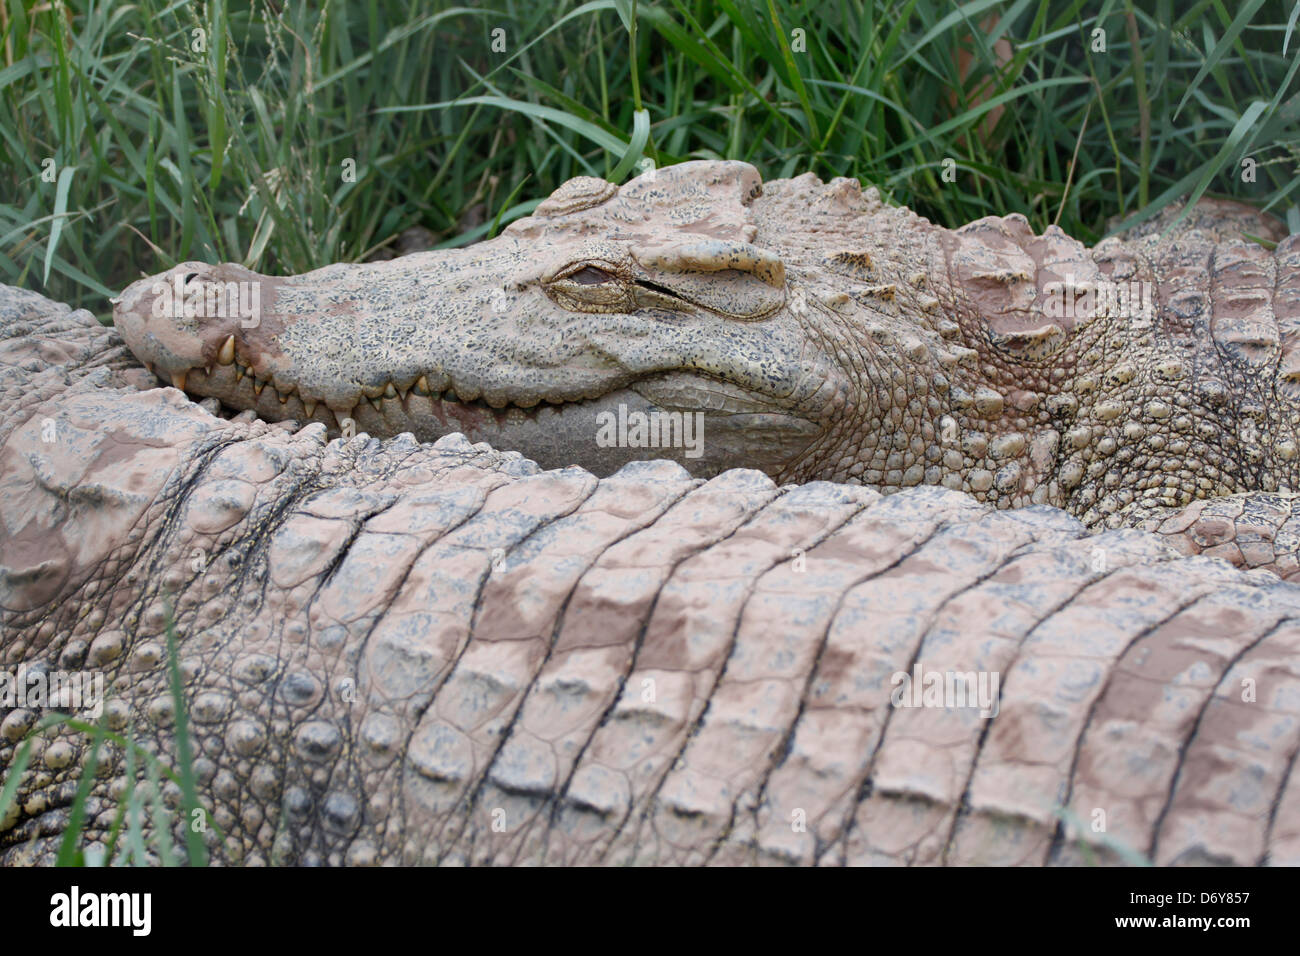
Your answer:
[3,285,1300,865]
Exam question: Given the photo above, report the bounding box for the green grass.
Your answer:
[2,0,1298,316]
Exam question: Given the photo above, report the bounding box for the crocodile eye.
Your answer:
[545,261,633,312]
[567,265,617,285]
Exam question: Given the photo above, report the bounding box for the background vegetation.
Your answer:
[1,0,1298,315]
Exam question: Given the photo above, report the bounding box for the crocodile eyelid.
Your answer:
[552,260,624,284]
[566,265,619,285]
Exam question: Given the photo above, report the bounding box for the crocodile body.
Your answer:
[114,161,1300,532]
[4,286,1300,865]
[7,163,1300,866]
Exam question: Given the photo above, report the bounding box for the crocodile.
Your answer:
[113,160,1300,537]
[3,284,1300,866]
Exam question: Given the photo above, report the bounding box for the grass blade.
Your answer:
[1174,0,1268,118]
[42,163,76,285]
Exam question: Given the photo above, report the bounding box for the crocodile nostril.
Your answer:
[634,278,683,299]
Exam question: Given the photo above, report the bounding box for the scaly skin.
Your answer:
[4,288,1300,865]
[114,161,1299,531]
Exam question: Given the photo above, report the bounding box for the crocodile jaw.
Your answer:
[146,360,822,477]
[111,161,863,481]
[112,260,832,479]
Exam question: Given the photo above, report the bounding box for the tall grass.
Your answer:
[1,0,1297,312]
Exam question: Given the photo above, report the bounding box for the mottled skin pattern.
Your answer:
[115,161,1300,537]
[4,288,1300,865]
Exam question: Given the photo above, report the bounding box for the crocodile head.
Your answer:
[113,161,900,481]
[113,160,1295,522]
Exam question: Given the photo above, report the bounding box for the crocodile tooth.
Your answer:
[277,388,290,404]
[171,370,188,391]
[413,375,431,396]
[304,399,317,417]
[384,382,398,399]
[217,335,236,365]
[326,406,355,432]
[203,365,212,376]
[234,364,245,382]
[252,378,266,396]
[367,395,383,411]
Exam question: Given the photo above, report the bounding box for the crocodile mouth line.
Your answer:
[175,364,636,430]
[153,325,801,423]
[156,333,785,435]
